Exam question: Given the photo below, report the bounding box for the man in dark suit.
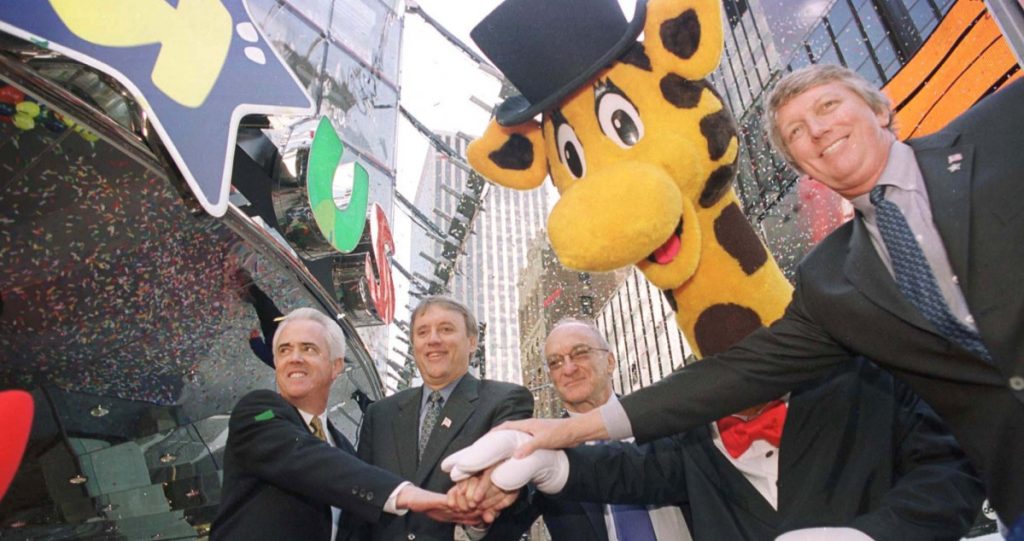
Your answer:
[505,65,1024,529]
[211,308,458,541]
[451,320,982,540]
[515,319,692,540]
[355,296,534,540]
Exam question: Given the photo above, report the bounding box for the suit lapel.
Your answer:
[414,375,480,484]
[911,136,973,287]
[775,385,825,508]
[580,501,609,539]
[393,390,421,479]
[688,426,779,526]
[843,216,936,334]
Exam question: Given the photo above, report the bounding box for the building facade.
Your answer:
[709,0,1017,275]
[517,233,627,418]
[411,133,549,383]
[594,268,693,395]
[0,0,407,536]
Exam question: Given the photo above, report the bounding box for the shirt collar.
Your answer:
[851,140,919,217]
[565,393,618,418]
[296,408,331,442]
[421,373,465,410]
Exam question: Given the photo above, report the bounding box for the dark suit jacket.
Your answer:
[354,374,534,541]
[561,360,983,540]
[616,77,1024,524]
[211,390,405,541]
[510,410,687,541]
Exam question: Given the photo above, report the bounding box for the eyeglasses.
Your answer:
[545,345,609,372]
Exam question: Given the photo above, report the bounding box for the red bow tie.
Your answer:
[716,400,787,459]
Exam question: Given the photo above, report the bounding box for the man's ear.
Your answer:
[331,358,344,379]
[467,118,548,190]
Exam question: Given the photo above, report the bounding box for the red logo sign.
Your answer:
[366,203,395,324]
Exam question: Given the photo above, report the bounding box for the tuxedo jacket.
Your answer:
[564,360,983,540]
[353,374,534,541]
[211,390,405,541]
[618,77,1024,524]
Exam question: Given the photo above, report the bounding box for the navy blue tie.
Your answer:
[609,503,657,541]
[869,185,991,361]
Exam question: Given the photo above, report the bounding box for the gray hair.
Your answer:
[763,64,895,171]
[272,307,347,360]
[410,296,479,339]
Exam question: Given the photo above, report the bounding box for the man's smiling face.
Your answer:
[412,304,476,390]
[274,319,343,413]
[776,81,894,199]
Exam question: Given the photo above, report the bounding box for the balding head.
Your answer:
[544,319,615,414]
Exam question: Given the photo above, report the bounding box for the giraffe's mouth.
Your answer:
[647,219,683,265]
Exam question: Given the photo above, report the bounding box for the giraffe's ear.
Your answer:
[644,0,723,80]
[467,118,547,190]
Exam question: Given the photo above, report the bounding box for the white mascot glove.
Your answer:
[441,429,569,493]
[442,430,531,481]
[775,527,874,541]
[491,449,569,494]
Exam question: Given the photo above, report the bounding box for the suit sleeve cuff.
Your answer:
[600,400,634,440]
[383,481,412,515]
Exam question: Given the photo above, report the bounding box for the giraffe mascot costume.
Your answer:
[468,0,792,361]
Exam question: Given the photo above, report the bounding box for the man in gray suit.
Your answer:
[354,296,534,540]
[502,65,1024,530]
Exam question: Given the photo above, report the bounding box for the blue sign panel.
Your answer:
[0,0,314,216]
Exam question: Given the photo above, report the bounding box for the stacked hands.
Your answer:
[436,426,571,524]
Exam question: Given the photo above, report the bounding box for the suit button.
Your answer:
[351,487,359,494]
[407,535,416,540]
[1010,376,1024,391]
[367,491,374,500]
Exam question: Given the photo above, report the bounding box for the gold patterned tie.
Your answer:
[309,416,328,442]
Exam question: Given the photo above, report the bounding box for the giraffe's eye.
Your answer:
[555,123,586,178]
[597,92,643,149]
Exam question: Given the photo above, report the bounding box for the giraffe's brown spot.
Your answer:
[714,203,768,275]
[700,107,737,161]
[662,289,678,312]
[699,164,736,208]
[694,303,763,356]
[660,75,706,109]
[489,133,534,170]
[619,43,652,71]
[660,9,701,60]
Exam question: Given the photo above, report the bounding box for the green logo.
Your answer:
[307,117,369,253]
[254,409,275,422]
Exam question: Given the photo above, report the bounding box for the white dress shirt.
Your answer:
[708,400,788,509]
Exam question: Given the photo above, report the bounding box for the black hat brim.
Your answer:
[494,0,648,126]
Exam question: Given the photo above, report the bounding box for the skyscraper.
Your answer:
[411,133,549,383]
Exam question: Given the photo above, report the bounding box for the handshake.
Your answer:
[433,429,571,524]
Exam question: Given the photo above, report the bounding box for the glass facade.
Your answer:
[0,0,404,537]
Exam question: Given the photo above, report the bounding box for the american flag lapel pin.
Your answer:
[441,417,452,428]
[947,153,963,173]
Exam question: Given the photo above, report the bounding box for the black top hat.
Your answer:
[471,0,647,126]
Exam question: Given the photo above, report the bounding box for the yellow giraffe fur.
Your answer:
[468,0,792,359]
